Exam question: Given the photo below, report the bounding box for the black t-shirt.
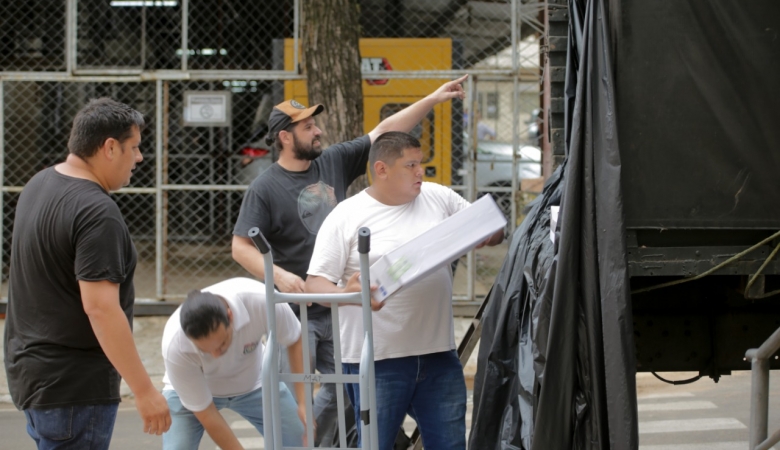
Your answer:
[233,135,371,317]
[4,168,137,410]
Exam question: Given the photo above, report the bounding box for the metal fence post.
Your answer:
[66,0,77,73]
[511,0,520,237]
[155,79,164,300]
[0,80,4,280]
[467,75,478,302]
[181,0,189,71]
[294,0,300,75]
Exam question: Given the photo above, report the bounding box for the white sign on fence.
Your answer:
[183,91,231,127]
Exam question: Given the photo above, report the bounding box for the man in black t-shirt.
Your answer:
[4,98,171,450]
[232,76,467,446]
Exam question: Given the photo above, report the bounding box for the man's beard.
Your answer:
[292,133,322,161]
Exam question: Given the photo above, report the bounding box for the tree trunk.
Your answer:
[301,0,368,195]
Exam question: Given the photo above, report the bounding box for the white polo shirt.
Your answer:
[161,277,301,412]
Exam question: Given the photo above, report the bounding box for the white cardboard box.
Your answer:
[550,205,560,244]
[369,195,507,302]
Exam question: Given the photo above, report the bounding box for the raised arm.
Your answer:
[232,235,305,293]
[367,75,468,143]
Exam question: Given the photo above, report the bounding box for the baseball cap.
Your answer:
[267,100,325,137]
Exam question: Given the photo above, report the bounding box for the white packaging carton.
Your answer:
[369,195,507,302]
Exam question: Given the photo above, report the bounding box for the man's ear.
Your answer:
[226,306,233,324]
[373,160,387,179]
[99,138,117,160]
[278,129,293,148]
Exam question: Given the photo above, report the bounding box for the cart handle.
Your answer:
[250,226,367,255]
[248,227,271,255]
[358,227,370,254]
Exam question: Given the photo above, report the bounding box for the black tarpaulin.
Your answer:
[469,0,637,448]
[615,1,780,229]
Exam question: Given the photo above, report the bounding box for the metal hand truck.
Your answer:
[248,226,379,450]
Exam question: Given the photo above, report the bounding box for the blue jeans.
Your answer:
[24,403,119,450]
[280,310,356,446]
[343,350,467,450]
[162,383,303,449]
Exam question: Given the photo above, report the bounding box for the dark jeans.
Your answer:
[343,350,467,450]
[24,403,119,450]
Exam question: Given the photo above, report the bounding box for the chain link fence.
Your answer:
[1,0,545,309]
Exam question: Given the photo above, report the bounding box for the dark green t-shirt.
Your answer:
[233,135,370,317]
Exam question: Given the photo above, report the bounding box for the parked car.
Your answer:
[235,124,275,186]
[472,139,541,188]
[236,94,275,186]
[460,134,542,221]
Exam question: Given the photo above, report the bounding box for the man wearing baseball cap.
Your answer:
[231,75,467,446]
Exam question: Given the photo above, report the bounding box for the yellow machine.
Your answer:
[283,38,455,185]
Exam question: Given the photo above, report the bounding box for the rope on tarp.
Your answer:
[631,229,780,296]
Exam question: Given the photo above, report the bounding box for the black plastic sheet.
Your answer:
[469,0,637,448]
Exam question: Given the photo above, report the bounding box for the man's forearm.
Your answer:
[368,75,467,142]
[287,338,306,408]
[81,281,157,397]
[194,403,243,450]
[369,96,438,139]
[232,235,268,279]
[304,275,341,294]
[81,280,171,435]
[233,235,302,291]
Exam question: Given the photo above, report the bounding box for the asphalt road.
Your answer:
[0,371,778,449]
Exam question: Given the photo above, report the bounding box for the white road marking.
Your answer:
[216,437,264,449]
[638,392,695,400]
[638,400,717,412]
[640,442,775,450]
[237,437,264,449]
[639,418,745,434]
[230,419,254,430]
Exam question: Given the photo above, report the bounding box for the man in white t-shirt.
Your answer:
[161,277,307,449]
[305,132,504,450]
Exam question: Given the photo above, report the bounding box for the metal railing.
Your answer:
[746,326,780,450]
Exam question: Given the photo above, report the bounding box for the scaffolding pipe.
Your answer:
[746,325,780,450]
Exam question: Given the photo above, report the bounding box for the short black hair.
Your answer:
[180,290,230,340]
[368,131,421,176]
[67,97,145,159]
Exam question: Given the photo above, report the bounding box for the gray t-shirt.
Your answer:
[233,135,370,317]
